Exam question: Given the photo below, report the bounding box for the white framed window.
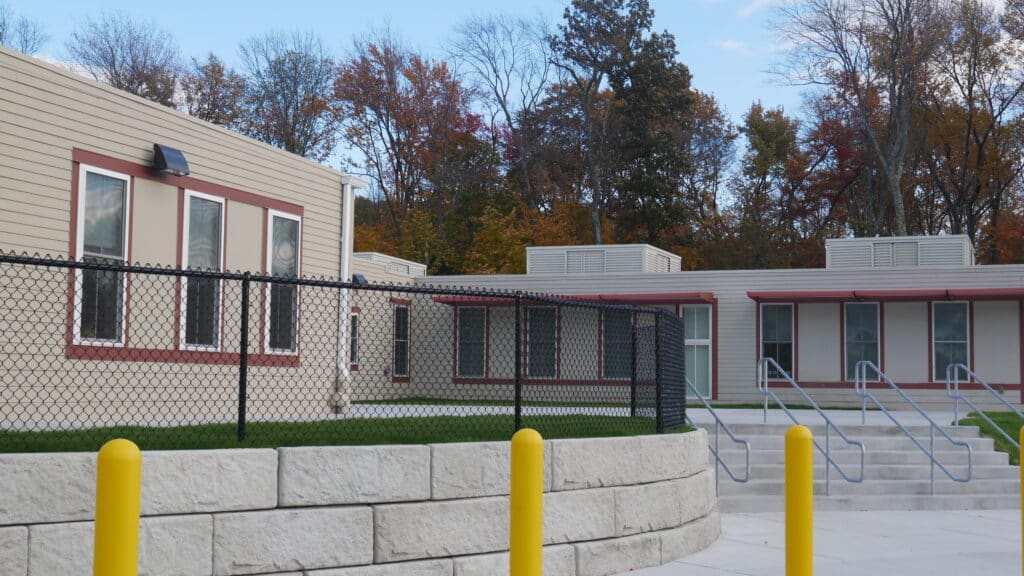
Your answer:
[933,301,969,381]
[844,302,879,380]
[180,190,225,350]
[602,308,633,379]
[349,312,359,366]
[760,303,794,379]
[74,164,131,346]
[457,307,486,377]
[681,304,712,398]
[265,210,301,353]
[393,304,410,377]
[527,307,557,378]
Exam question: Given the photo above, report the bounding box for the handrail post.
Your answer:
[237,272,250,442]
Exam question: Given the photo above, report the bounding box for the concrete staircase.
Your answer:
[698,421,1021,513]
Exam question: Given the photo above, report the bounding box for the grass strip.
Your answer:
[958,411,1023,465]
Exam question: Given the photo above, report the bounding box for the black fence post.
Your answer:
[237,273,250,442]
[513,291,523,431]
[654,312,664,434]
[629,310,638,418]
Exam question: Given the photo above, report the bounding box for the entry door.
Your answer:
[681,305,712,398]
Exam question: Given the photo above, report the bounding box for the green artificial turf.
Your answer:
[958,411,1024,465]
[0,414,693,453]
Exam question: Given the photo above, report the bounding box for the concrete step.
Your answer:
[712,448,1008,466]
[717,477,1018,497]
[718,493,1021,513]
[697,423,981,438]
[729,434,993,451]
[725,463,1020,481]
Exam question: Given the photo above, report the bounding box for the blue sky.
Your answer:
[13,0,802,123]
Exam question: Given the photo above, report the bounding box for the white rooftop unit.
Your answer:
[352,252,428,277]
[526,244,680,275]
[825,235,974,270]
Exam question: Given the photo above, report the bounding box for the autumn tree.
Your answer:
[66,11,180,106]
[181,53,247,126]
[777,0,946,236]
[463,206,529,274]
[0,2,46,54]
[238,31,337,161]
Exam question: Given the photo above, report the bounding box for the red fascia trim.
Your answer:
[434,295,514,306]
[390,297,413,305]
[749,290,854,302]
[570,292,715,304]
[747,289,1024,303]
[350,364,360,372]
[452,378,638,387]
[351,306,361,313]
[72,149,304,216]
[65,346,300,367]
[949,288,1024,300]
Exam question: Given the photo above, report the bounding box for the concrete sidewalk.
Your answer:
[624,510,1018,575]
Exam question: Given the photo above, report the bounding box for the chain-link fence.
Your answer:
[0,253,686,452]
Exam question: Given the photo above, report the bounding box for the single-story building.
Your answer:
[0,46,366,423]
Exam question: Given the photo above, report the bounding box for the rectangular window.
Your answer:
[393,305,410,377]
[682,304,712,398]
[603,309,633,379]
[75,165,130,344]
[182,191,224,349]
[349,313,359,366]
[845,302,879,380]
[761,304,793,378]
[933,302,969,381]
[266,211,301,353]
[527,307,557,378]
[457,307,486,377]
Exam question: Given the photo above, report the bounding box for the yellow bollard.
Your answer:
[94,439,142,576]
[786,425,813,576]
[510,428,544,576]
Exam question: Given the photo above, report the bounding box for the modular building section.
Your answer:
[0,47,366,424]
[416,258,1024,410]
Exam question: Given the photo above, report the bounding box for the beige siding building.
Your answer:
[0,47,367,424]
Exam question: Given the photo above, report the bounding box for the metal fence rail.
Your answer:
[946,363,1024,451]
[0,252,686,452]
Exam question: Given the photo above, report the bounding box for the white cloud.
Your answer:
[711,38,751,55]
[738,0,787,18]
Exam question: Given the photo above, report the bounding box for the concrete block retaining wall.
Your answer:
[0,430,719,576]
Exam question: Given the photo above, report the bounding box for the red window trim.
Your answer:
[453,306,490,379]
[839,301,883,383]
[66,148,305,365]
[525,305,561,380]
[756,302,797,381]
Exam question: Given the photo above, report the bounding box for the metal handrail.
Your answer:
[756,357,865,495]
[946,363,1023,451]
[855,361,972,494]
[685,378,750,494]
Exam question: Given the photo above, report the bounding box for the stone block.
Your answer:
[573,532,661,576]
[659,509,721,563]
[374,497,508,563]
[143,450,277,515]
[28,515,213,576]
[0,452,95,525]
[278,446,429,506]
[452,544,575,576]
[0,526,27,576]
[614,479,683,536]
[549,437,641,491]
[307,559,452,576]
[213,507,373,575]
[638,429,707,483]
[430,441,552,499]
[544,488,616,544]
[679,470,716,524]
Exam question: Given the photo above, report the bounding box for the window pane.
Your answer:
[185,277,219,347]
[79,259,123,341]
[350,315,359,364]
[188,197,222,270]
[934,303,967,342]
[686,344,711,397]
[845,303,878,379]
[271,217,299,277]
[528,308,556,378]
[394,306,409,340]
[393,306,409,376]
[394,341,409,376]
[458,308,486,377]
[935,342,968,379]
[83,172,126,258]
[683,305,710,340]
[269,284,297,351]
[603,309,633,379]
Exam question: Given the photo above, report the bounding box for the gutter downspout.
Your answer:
[333,175,363,413]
